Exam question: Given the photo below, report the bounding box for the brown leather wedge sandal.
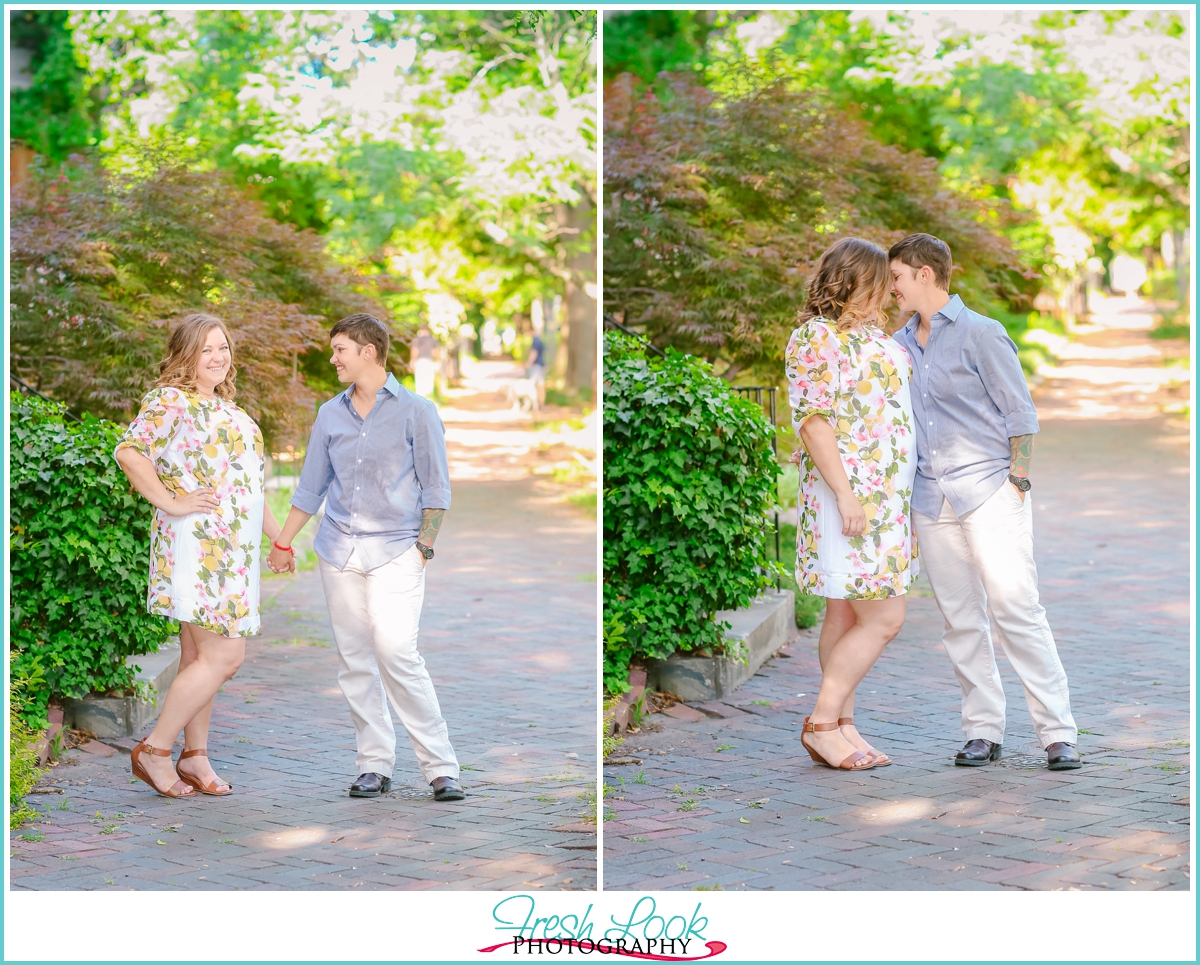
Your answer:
[131,740,196,798]
[176,748,233,796]
[801,718,875,771]
[839,716,892,766]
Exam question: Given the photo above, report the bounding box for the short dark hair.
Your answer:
[330,313,390,365]
[888,233,953,290]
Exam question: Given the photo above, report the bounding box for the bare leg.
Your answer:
[176,623,225,787]
[137,623,244,791]
[817,599,879,756]
[805,596,906,766]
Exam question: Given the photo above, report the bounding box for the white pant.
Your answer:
[914,483,1077,748]
[318,545,459,781]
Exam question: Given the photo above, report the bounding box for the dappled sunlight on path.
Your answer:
[1032,295,1190,420]
[440,358,597,485]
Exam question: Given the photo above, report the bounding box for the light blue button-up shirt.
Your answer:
[892,294,1039,519]
[291,373,452,571]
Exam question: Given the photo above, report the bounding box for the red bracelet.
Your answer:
[273,541,296,555]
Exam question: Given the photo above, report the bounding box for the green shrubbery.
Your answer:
[8,669,45,829]
[1150,309,1192,342]
[9,393,175,726]
[603,333,782,692]
[768,520,826,630]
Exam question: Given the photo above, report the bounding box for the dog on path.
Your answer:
[507,377,540,412]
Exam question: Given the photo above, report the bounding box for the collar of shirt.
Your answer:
[903,293,966,339]
[338,372,402,412]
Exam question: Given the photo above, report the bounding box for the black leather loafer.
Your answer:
[349,772,392,797]
[431,776,465,801]
[1046,742,1082,770]
[955,739,1002,766]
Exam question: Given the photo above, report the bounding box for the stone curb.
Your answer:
[647,590,795,701]
[62,641,181,739]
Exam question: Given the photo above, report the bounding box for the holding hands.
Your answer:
[267,542,297,575]
[265,506,314,576]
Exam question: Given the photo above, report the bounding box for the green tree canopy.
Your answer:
[604,73,1023,380]
[68,9,596,336]
[604,9,1189,311]
[10,9,600,409]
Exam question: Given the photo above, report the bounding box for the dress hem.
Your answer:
[797,565,919,602]
[149,606,262,639]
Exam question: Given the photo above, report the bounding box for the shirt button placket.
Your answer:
[353,416,364,538]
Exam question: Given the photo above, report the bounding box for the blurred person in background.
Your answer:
[411,325,438,398]
[526,308,547,409]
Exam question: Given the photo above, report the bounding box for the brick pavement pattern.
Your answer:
[12,480,597,891]
[604,415,1190,891]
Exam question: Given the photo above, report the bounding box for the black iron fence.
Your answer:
[603,313,665,357]
[9,374,83,423]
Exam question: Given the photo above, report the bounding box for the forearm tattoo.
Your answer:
[1009,434,1034,479]
[418,508,445,547]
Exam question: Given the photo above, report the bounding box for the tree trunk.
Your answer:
[1174,228,1189,307]
[558,195,597,398]
[10,145,36,189]
[542,294,562,376]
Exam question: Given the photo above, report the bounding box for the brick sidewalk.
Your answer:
[11,480,598,891]
[603,417,1191,891]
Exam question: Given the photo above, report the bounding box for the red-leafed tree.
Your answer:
[10,153,382,448]
[604,72,1029,380]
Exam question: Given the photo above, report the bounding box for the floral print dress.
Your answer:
[785,318,918,600]
[115,386,265,637]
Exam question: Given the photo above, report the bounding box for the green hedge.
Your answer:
[9,393,175,726]
[8,667,45,828]
[603,333,781,693]
[770,520,827,630]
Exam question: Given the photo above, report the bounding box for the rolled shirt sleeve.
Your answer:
[291,410,334,515]
[412,403,452,511]
[974,323,1040,438]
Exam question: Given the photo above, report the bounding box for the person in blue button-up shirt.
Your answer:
[269,314,465,800]
[889,234,1080,771]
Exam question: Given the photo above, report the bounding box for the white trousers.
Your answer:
[318,545,459,781]
[914,483,1077,749]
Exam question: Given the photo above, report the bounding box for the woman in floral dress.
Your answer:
[115,313,292,797]
[784,238,917,771]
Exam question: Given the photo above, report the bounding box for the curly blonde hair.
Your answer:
[156,312,237,400]
[798,237,890,332]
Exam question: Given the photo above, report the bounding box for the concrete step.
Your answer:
[647,590,795,702]
[62,640,181,739]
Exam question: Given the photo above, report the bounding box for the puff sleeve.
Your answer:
[785,319,842,430]
[114,387,188,467]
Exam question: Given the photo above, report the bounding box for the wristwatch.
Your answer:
[415,542,435,560]
[1008,474,1031,492]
